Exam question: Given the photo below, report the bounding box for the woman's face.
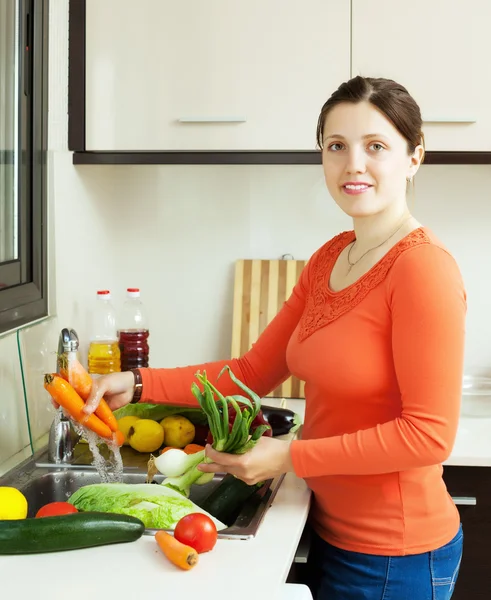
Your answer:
[321,101,423,219]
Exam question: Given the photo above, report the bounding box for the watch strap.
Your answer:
[130,369,143,404]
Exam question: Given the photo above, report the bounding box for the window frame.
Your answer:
[0,0,48,333]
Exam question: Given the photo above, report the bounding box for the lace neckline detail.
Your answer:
[298,227,430,342]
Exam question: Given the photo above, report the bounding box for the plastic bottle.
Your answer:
[87,290,121,375]
[118,288,150,371]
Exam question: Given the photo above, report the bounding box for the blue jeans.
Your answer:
[304,525,463,599]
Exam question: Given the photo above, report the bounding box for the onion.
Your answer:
[154,448,205,477]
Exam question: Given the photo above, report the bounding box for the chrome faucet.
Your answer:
[47,328,82,464]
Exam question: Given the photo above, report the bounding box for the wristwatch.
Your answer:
[130,369,143,404]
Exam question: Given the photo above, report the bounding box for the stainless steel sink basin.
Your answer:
[0,447,283,540]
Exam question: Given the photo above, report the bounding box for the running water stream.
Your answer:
[65,351,124,483]
[71,422,124,483]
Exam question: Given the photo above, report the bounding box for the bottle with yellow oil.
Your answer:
[88,290,121,375]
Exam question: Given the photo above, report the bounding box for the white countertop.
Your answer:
[0,475,310,600]
[284,399,491,468]
[2,399,490,600]
[2,471,311,600]
[1,398,313,600]
[445,415,491,467]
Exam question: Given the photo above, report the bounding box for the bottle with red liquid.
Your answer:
[118,288,150,371]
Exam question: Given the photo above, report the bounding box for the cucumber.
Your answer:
[198,474,264,526]
[0,512,145,555]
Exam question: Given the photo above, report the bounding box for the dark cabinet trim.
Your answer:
[73,151,322,165]
[68,0,85,151]
[72,150,491,166]
[68,0,491,166]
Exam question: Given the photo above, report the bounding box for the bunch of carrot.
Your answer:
[44,353,124,446]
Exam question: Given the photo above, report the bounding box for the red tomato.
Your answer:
[35,502,78,518]
[174,513,218,553]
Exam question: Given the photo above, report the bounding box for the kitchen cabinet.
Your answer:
[442,466,491,598]
[287,467,491,597]
[83,0,350,151]
[352,0,491,151]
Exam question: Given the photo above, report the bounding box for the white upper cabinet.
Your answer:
[85,0,350,151]
[352,0,491,151]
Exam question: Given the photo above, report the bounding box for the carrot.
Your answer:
[183,444,205,455]
[159,446,180,455]
[58,353,119,433]
[155,530,198,571]
[112,430,125,447]
[57,354,92,396]
[44,373,114,441]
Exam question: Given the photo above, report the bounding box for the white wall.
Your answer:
[53,160,347,366]
[54,161,491,376]
[1,0,490,474]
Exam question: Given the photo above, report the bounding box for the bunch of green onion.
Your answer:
[150,366,270,497]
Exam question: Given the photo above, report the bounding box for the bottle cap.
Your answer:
[97,290,111,299]
[127,288,140,298]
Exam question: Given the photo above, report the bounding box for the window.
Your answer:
[0,0,48,333]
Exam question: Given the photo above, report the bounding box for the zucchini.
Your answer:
[0,512,145,555]
[198,474,264,526]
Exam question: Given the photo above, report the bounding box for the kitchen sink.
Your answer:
[0,447,284,540]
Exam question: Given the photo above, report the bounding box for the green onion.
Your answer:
[156,366,271,496]
[194,366,268,454]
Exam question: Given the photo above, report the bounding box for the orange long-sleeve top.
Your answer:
[140,227,466,556]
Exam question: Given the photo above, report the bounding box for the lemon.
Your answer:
[127,419,164,453]
[159,415,195,448]
[117,416,141,446]
[0,487,28,520]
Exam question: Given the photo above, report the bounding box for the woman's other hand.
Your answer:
[197,436,295,485]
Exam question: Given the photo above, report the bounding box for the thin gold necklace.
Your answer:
[347,217,412,273]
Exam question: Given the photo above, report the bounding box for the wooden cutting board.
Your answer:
[230,258,307,399]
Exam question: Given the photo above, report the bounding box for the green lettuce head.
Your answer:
[68,483,226,531]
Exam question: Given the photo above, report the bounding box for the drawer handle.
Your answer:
[452,496,477,506]
[423,117,476,124]
[294,527,311,564]
[177,117,247,123]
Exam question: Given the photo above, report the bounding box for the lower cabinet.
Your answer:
[443,465,491,599]
[286,525,311,586]
[287,466,491,598]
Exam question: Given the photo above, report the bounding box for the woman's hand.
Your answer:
[83,371,135,414]
[197,436,295,485]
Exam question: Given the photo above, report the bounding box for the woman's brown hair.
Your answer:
[316,76,425,158]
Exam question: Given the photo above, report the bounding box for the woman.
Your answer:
[85,76,466,599]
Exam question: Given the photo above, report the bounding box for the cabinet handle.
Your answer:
[293,526,311,564]
[177,117,247,123]
[452,496,477,506]
[423,117,476,124]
